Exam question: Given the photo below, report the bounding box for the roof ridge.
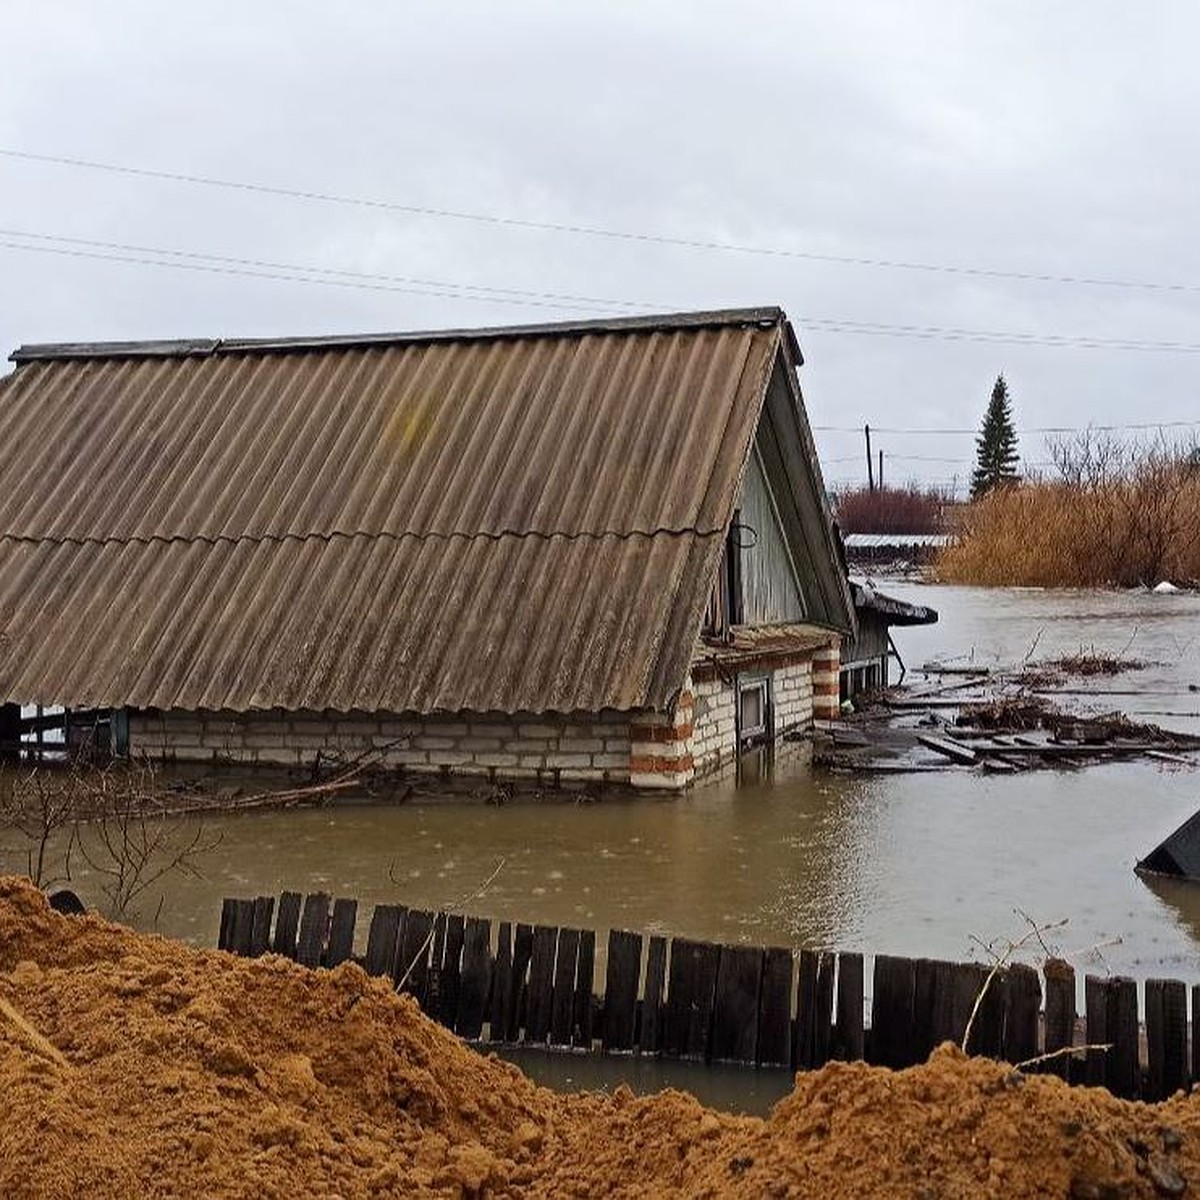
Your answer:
[9,307,790,364]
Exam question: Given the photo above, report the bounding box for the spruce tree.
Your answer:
[970,374,1019,499]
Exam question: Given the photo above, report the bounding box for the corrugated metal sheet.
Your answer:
[0,310,786,714]
[842,533,952,548]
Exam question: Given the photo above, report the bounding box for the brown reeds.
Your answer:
[937,437,1200,588]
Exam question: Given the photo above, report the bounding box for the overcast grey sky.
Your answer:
[2,1,1198,493]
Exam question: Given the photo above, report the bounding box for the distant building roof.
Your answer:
[850,582,938,626]
[0,307,850,715]
[843,533,952,549]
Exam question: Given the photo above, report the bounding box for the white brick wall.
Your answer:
[774,660,814,735]
[128,708,634,785]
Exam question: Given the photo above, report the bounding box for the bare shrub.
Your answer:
[938,433,1200,587]
[834,484,951,535]
[0,761,221,918]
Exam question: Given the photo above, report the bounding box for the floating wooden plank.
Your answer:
[249,896,275,957]
[1042,959,1076,1081]
[1003,963,1041,1066]
[574,929,596,1049]
[296,892,331,969]
[602,929,642,1053]
[272,891,303,958]
[364,905,404,978]
[663,938,719,1062]
[833,952,864,1062]
[325,898,357,967]
[456,916,491,1039]
[916,735,977,765]
[870,955,916,1068]
[711,945,762,1064]
[489,921,512,1040]
[396,909,434,1005]
[506,923,533,1043]
[550,928,580,1047]
[758,947,794,1067]
[1084,975,1108,1088]
[1145,978,1188,1100]
[526,925,559,1045]
[1106,976,1140,1099]
[440,914,466,1028]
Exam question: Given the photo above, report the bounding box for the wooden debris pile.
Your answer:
[817,658,1200,774]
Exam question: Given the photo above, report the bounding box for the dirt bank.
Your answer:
[1,877,1198,1198]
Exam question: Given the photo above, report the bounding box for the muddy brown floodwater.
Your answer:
[6,584,1200,1111]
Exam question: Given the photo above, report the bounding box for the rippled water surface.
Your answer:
[20,585,1200,985]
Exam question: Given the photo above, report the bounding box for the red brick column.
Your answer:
[629,688,695,790]
[811,643,842,721]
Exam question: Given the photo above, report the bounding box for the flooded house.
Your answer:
[0,307,856,791]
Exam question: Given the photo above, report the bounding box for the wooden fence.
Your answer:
[218,891,1194,1101]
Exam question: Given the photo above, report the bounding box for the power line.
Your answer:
[8,227,1200,357]
[5,145,1200,297]
[813,419,1200,434]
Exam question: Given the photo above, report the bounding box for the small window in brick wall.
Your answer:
[737,676,772,750]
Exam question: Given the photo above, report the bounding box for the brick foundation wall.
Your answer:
[773,660,814,734]
[128,708,635,787]
[691,676,737,776]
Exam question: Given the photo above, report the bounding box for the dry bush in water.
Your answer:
[833,484,951,535]
[0,762,220,918]
[937,433,1200,587]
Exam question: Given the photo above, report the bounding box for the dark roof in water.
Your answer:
[0,307,845,714]
[851,582,938,626]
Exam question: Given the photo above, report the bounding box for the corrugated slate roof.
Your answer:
[0,308,808,715]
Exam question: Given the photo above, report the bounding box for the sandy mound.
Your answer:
[0,875,1197,1198]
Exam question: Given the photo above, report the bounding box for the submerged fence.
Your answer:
[218,891,1194,1101]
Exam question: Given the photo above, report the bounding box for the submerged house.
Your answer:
[0,307,855,791]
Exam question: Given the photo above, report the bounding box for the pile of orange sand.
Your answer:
[0,874,1196,1198]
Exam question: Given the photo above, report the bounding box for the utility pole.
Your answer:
[878,449,884,490]
[865,424,874,492]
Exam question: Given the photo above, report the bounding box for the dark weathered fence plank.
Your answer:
[927,959,957,1048]
[456,916,491,1039]
[229,898,256,956]
[602,929,642,1053]
[911,958,938,1061]
[711,946,762,1064]
[794,949,820,1069]
[249,896,275,957]
[551,928,580,1047]
[1042,959,1076,1081]
[325,898,357,968]
[871,955,917,1068]
[272,891,303,958]
[1002,962,1041,1066]
[1085,975,1108,1088]
[490,922,512,1039]
[1145,978,1188,1101]
[813,952,835,1068]
[218,898,235,951]
[506,923,534,1042]
[425,913,447,1019]
[574,928,596,1049]
[526,926,559,1045]
[1107,977,1140,1099]
[296,893,331,968]
[396,909,434,1005]
[666,939,720,1062]
[1194,985,1200,1089]
[967,965,1005,1060]
[364,905,404,978]
[641,935,667,1055]
[758,947,793,1067]
[441,914,466,1028]
[833,952,865,1062]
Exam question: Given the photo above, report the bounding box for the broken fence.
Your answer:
[218,892,1193,1101]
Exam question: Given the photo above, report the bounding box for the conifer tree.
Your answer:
[970,374,1019,499]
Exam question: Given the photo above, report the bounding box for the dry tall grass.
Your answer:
[937,443,1200,588]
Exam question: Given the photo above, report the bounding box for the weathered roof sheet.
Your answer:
[842,533,952,549]
[0,308,814,714]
